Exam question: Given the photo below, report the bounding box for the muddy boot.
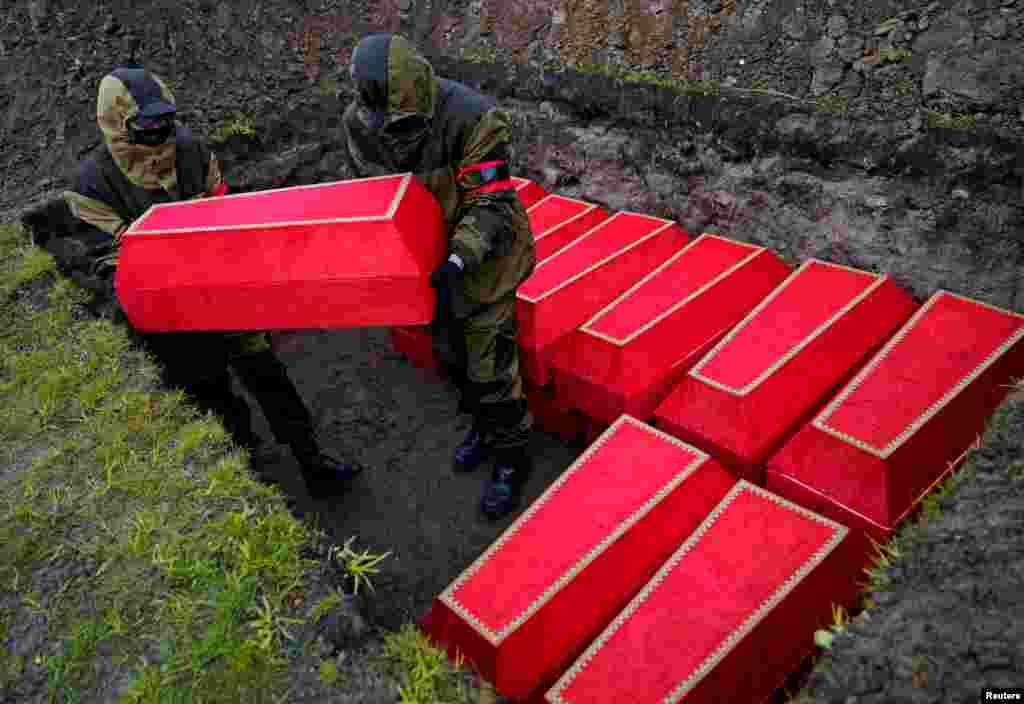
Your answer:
[453,426,490,474]
[480,447,533,521]
[292,445,363,498]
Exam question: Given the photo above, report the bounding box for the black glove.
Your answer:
[430,255,465,327]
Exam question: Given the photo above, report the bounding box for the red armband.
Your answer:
[457,160,513,194]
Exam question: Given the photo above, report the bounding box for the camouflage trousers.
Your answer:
[433,292,533,451]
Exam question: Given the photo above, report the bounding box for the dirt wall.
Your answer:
[2,0,1022,311]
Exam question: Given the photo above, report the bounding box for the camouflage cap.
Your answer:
[97,65,177,141]
[96,65,178,190]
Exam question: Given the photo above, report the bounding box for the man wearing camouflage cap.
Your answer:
[343,34,536,520]
[59,64,360,498]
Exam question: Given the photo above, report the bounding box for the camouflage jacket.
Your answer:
[64,126,222,265]
[57,67,266,356]
[342,35,535,306]
[64,66,224,267]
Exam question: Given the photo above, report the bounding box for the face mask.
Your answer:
[129,114,175,146]
[380,115,430,171]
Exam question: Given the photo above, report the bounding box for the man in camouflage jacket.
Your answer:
[343,34,537,520]
[53,64,359,498]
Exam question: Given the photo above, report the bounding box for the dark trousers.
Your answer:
[434,293,532,451]
[139,332,318,458]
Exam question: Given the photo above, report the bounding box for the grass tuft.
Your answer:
[379,623,473,704]
[208,112,258,145]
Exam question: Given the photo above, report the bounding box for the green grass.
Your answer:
[927,111,977,129]
[572,61,723,97]
[0,221,471,703]
[894,78,915,97]
[815,94,850,115]
[208,112,257,145]
[878,47,913,65]
[462,45,499,64]
[379,624,475,704]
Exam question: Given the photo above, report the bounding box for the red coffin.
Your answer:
[767,290,1024,545]
[654,260,917,483]
[548,234,791,425]
[517,213,690,386]
[421,416,738,701]
[115,174,447,332]
[546,481,862,704]
[527,195,610,262]
[526,383,587,444]
[513,177,549,209]
[389,325,446,379]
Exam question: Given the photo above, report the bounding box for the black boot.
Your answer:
[293,445,363,498]
[480,447,533,521]
[453,426,490,473]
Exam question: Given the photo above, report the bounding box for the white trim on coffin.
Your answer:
[579,234,767,347]
[126,173,413,236]
[529,197,604,248]
[438,414,711,647]
[687,259,888,396]
[547,480,848,704]
[812,290,1024,459]
[517,215,680,304]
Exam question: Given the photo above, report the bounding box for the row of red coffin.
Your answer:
[115,173,1024,702]
[405,286,1024,704]
[384,181,1023,702]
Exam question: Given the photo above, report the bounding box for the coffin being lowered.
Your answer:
[115,174,447,332]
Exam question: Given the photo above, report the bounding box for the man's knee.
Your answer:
[465,315,521,387]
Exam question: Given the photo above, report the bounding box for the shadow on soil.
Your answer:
[241,326,580,631]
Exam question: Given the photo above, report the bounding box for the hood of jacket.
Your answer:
[96,66,179,191]
[349,34,439,171]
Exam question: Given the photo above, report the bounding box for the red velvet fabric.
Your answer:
[513,177,548,209]
[115,175,446,332]
[548,236,791,424]
[547,483,863,704]
[526,196,611,262]
[422,417,737,701]
[389,325,447,380]
[767,291,1024,537]
[653,262,917,484]
[517,214,690,386]
[526,383,587,443]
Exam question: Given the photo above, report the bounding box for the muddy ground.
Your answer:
[245,326,580,633]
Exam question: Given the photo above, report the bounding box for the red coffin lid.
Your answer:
[811,289,1024,458]
[518,212,679,303]
[547,481,847,704]
[527,195,603,241]
[579,234,768,344]
[688,260,890,395]
[127,174,414,234]
[439,415,714,645]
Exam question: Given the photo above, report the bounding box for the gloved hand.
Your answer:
[430,253,465,326]
[92,260,129,325]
